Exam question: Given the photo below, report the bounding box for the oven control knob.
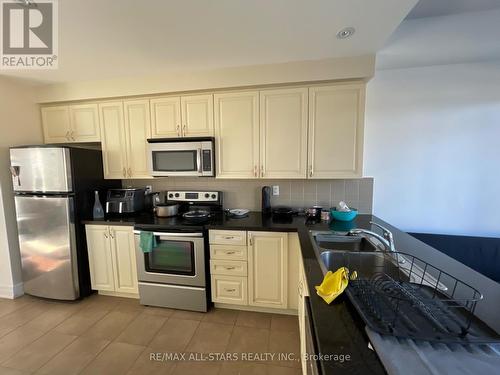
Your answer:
[204,193,209,198]
[211,194,216,199]
[175,193,180,198]
[168,193,173,198]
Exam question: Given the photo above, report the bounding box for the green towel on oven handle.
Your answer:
[139,231,157,253]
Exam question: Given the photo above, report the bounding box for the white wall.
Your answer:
[0,76,42,298]
[364,61,500,237]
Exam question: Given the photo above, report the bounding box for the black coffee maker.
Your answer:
[261,186,272,217]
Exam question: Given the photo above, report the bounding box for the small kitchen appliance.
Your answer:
[148,137,215,177]
[261,186,272,216]
[105,188,145,214]
[133,190,223,312]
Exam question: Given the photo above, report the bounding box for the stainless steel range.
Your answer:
[133,190,223,312]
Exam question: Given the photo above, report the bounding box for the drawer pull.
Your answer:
[225,251,236,255]
[223,236,235,240]
[224,288,236,292]
[225,266,236,270]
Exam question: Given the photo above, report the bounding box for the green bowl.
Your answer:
[330,207,358,221]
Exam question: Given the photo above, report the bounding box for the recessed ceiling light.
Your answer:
[337,27,355,39]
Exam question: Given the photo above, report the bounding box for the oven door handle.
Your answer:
[134,230,203,237]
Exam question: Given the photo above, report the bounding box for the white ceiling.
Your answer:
[377,8,500,70]
[1,0,416,84]
[406,0,500,19]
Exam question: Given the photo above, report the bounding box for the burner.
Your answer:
[182,209,212,223]
[165,190,223,224]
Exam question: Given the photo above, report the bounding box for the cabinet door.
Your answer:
[85,225,115,291]
[298,257,308,375]
[123,100,151,178]
[248,231,288,308]
[69,104,101,142]
[41,106,71,143]
[109,226,138,294]
[181,94,214,137]
[260,88,308,178]
[308,84,365,178]
[150,97,181,138]
[99,102,128,179]
[214,91,260,178]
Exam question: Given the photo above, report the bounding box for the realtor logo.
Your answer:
[1,0,58,69]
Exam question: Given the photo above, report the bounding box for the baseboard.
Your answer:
[214,302,298,316]
[0,282,24,299]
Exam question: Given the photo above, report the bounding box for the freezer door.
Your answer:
[15,195,79,300]
[10,147,72,193]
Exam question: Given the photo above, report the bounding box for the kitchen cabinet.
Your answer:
[150,94,214,138]
[123,99,152,178]
[298,255,309,375]
[181,94,214,137]
[99,102,128,179]
[42,104,100,143]
[260,88,308,178]
[85,225,138,296]
[308,83,365,178]
[248,231,288,308]
[99,100,151,179]
[214,91,260,178]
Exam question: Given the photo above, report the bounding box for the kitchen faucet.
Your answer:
[349,221,396,253]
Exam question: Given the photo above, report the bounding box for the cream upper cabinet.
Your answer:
[99,102,128,179]
[308,84,365,178]
[248,231,288,308]
[42,104,100,143]
[123,100,152,178]
[69,104,100,142]
[41,106,71,143]
[214,91,260,178]
[260,88,308,178]
[150,96,182,138]
[109,226,138,294]
[181,94,214,137]
[85,225,115,292]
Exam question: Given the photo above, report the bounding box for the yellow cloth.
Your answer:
[315,267,356,304]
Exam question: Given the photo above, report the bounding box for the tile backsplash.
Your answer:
[122,178,374,214]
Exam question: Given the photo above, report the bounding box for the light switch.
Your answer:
[272,185,279,196]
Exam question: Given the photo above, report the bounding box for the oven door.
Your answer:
[134,231,206,287]
[148,141,203,177]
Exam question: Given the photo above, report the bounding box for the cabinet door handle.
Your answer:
[103,231,108,239]
[128,168,132,177]
[225,251,235,255]
[223,236,234,240]
[261,165,264,177]
[65,131,70,141]
[224,288,236,292]
[70,131,76,141]
[253,165,257,177]
[109,229,114,239]
[249,236,253,246]
[225,266,236,270]
[176,124,180,136]
[309,165,313,177]
[183,124,187,136]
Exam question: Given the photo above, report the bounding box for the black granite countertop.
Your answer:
[83,212,450,374]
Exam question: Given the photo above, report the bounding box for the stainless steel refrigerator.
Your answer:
[10,146,119,300]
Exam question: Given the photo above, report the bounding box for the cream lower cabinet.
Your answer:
[308,83,365,178]
[42,104,100,143]
[99,100,151,179]
[85,225,138,295]
[248,231,288,308]
[298,256,309,375]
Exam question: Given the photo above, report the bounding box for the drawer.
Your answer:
[209,230,247,246]
[211,275,248,305]
[210,260,247,276]
[210,244,247,261]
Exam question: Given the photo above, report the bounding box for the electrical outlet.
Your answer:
[272,185,279,196]
[145,185,153,194]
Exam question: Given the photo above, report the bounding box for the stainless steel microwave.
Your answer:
[147,137,215,177]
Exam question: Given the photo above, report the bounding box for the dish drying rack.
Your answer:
[336,251,499,343]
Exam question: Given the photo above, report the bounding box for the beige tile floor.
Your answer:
[0,294,302,374]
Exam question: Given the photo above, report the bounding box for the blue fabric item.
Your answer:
[139,231,157,253]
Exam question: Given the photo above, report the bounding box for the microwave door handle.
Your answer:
[197,148,202,174]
